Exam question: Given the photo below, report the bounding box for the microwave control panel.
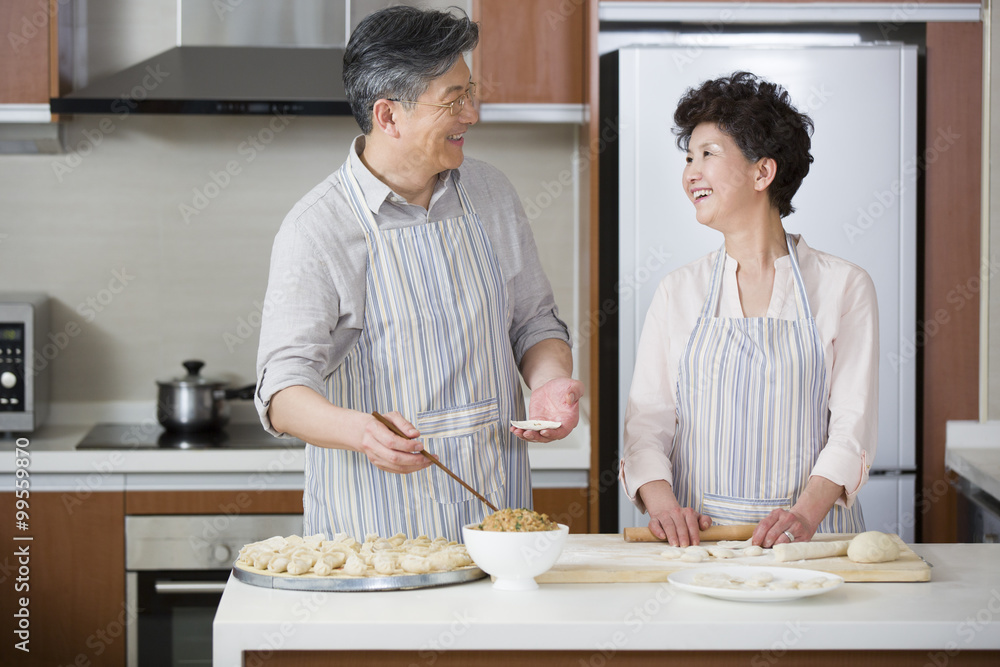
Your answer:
[0,323,25,412]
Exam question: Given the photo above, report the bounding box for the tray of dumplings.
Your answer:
[233,532,486,591]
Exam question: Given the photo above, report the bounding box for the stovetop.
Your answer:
[76,423,306,450]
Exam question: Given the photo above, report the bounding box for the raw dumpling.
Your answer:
[253,551,275,570]
[373,552,401,575]
[267,556,290,574]
[343,554,368,576]
[290,549,319,567]
[318,552,347,570]
[312,560,335,576]
[400,554,432,574]
[428,550,469,571]
[286,558,312,575]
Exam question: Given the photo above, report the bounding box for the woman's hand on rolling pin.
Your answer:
[360,411,432,475]
[639,480,712,547]
[753,476,844,546]
[753,508,818,548]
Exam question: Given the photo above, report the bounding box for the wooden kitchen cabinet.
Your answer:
[0,491,126,666]
[0,0,58,116]
[532,486,590,533]
[473,0,586,104]
[125,489,304,515]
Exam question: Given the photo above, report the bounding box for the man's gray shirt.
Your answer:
[255,136,570,434]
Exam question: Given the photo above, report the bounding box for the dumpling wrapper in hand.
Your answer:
[510,420,562,430]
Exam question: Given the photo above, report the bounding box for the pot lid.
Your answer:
[158,360,227,387]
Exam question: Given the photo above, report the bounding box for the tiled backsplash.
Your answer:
[1,115,580,402]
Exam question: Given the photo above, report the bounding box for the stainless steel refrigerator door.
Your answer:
[615,43,918,533]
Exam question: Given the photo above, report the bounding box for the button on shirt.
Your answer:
[621,235,878,512]
[255,136,570,434]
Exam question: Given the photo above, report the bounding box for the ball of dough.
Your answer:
[848,531,900,563]
[741,545,764,557]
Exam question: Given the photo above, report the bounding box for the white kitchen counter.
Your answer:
[0,419,590,491]
[946,419,1000,503]
[212,543,1000,666]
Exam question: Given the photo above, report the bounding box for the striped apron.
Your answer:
[672,234,864,533]
[302,161,531,542]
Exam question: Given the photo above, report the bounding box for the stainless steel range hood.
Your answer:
[51,0,353,116]
[51,45,350,115]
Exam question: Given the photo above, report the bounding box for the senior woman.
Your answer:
[619,72,878,548]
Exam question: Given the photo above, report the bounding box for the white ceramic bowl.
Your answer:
[462,522,569,591]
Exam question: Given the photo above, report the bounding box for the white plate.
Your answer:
[667,566,844,602]
[510,420,562,430]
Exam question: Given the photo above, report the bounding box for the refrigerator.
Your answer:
[599,42,918,541]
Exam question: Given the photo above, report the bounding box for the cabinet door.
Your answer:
[0,0,55,104]
[474,0,585,104]
[532,487,590,533]
[0,491,125,665]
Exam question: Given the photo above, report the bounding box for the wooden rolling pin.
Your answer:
[623,524,756,543]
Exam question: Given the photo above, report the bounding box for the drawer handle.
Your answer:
[154,581,227,595]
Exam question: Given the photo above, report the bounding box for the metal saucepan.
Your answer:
[156,360,256,432]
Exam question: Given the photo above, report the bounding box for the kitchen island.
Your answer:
[0,420,590,665]
[213,542,1000,667]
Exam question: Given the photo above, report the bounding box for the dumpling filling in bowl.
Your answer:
[471,508,558,532]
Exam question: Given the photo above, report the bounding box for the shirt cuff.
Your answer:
[619,449,674,515]
[810,446,869,509]
[511,311,571,364]
[255,368,326,437]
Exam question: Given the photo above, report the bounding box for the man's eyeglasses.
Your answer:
[389,82,477,116]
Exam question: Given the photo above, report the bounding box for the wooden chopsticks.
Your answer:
[371,411,498,512]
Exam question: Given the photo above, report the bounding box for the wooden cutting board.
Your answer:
[535,533,930,583]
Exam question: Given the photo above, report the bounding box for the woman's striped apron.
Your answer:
[302,161,531,543]
[672,234,864,533]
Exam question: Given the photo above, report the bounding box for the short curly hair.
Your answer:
[673,72,814,218]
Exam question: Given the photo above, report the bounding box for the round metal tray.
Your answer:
[232,561,487,592]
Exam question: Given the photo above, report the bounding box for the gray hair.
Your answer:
[344,6,479,134]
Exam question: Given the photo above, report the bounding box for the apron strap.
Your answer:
[338,161,383,261]
[454,176,476,217]
[700,244,728,319]
[699,233,814,320]
[785,233,814,320]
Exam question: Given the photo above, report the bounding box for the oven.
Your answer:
[126,514,303,666]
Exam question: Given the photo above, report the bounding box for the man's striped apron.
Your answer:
[302,161,530,542]
[672,234,864,533]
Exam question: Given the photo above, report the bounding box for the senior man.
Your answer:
[255,6,582,542]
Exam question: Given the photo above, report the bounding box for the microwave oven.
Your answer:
[0,293,50,432]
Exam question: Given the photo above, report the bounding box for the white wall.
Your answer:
[0,115,580,405]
